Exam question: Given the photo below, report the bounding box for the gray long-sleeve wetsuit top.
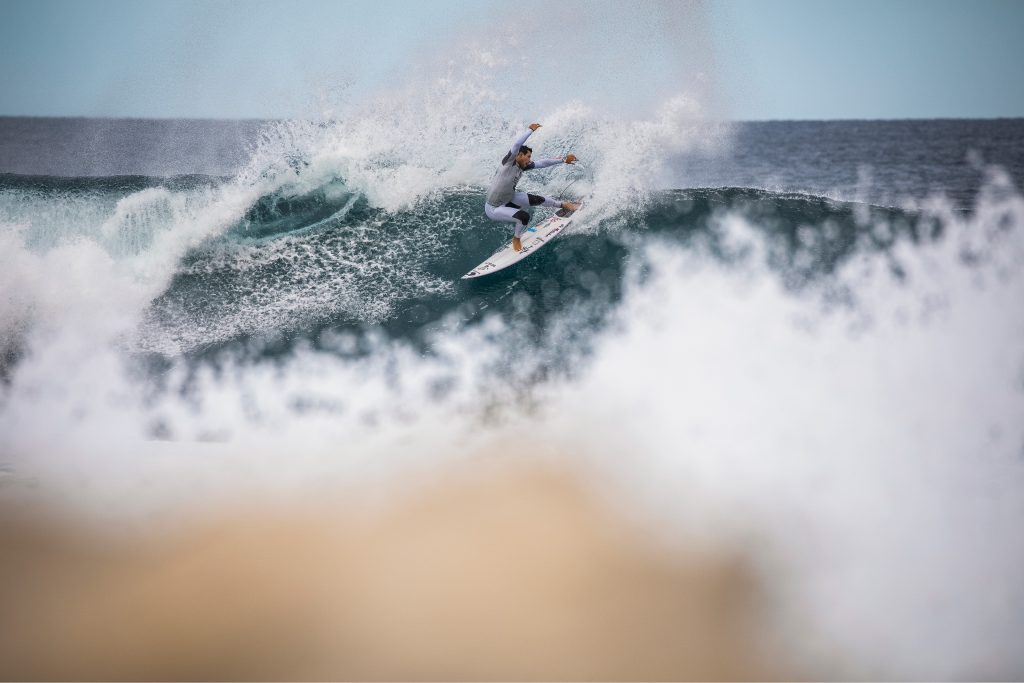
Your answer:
[485,128,563,207]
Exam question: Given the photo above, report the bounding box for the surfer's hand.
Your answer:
[564,153,577,164]
[529,123,542,131]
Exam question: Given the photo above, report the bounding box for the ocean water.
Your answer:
[2,105,1024,678]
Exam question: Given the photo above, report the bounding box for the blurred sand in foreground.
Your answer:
[0,461,786,680]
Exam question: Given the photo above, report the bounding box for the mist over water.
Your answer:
[2,2,1024,678]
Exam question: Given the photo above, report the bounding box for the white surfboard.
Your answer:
[462,207,579,279]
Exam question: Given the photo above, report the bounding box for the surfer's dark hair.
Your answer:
[518,145,532,155]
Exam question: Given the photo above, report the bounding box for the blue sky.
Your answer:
[712,0,1024,119]
[1,0,1022,120]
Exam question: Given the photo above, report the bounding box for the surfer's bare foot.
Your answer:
[512,236,522,252]
[562,201,580,212]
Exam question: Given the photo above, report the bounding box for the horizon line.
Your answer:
[2,114,1023,124]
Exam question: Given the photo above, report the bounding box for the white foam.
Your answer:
[538,190,1024,678]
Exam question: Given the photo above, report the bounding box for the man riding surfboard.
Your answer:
[484,123,579,252]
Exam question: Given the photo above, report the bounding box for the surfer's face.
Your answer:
[515,150,532,169]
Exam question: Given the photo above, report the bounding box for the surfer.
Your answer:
[485,123,579,252]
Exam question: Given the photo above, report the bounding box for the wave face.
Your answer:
[145,183,948,360]
[0,171,976,358]
[2,108,1024,681]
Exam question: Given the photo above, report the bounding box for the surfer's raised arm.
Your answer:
[503,122,578,168]
[504,123,539,162]
[506,123,577,168]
